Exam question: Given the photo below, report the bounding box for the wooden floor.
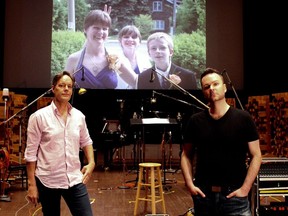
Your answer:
[2,147,277,216]
[0,163,194,216]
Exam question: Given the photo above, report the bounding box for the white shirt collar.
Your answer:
[155,63,171,80]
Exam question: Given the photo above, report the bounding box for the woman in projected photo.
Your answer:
[116,25,152,89]
[64,10,137,89]
[137,32,198,90]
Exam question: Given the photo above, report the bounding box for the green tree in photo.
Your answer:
[87,0,150,34]
[176,0,206,34]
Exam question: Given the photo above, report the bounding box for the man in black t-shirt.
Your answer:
[181,68,262,216]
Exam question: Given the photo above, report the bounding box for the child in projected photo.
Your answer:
[137,32,198,90]
[116,25,152,89]
[64,9,137,89]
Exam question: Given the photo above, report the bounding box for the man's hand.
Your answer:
[81,162,95,184]
[27,184,39,206]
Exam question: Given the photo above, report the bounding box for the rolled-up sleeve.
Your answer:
[25,113,42,162]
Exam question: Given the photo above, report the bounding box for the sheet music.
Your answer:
[142,118,170,124]
[130,118,177,125]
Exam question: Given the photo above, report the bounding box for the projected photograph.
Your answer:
[51,0,206,90]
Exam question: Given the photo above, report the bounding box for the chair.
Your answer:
[6,163,27,190]
[134,162,166,216]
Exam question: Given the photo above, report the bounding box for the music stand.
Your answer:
[100,120,121,170]
[130,117,178,191]
[124,119,144,185]
[117,135,130,189]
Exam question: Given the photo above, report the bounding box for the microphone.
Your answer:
[74,82,87,95]
[151,90,156,103]
[81,67,85,81]
[150,69,155,82]
[2,88,9,101]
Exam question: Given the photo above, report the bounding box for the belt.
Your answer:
[211,186,222,193]
[211,186,236,193]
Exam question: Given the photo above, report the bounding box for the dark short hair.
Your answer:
[84,10,111,31]
[200,68,221,79]
[200,68,225,88]
[118,25,142,42]
[52,71,75,86]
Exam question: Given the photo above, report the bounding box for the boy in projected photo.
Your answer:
[64,9,137,89]
[116,25,152,89]
[137,32,197,90]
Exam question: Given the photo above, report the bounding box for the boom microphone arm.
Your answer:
[152,69,209,109]
[222,70,244,110]
[0,88,52,126]
[152,90,205,111]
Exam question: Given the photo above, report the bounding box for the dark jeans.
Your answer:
[36,177,93,216]
[192,186,251,216]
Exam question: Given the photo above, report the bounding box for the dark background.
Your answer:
[1,0,287,145]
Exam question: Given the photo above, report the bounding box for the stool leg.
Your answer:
[134,166,143,216]
[144,167,148,212]
[21,169,24,188]
[157,167,166,213]
[151,167,156,214]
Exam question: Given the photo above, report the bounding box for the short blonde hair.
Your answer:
[147,32,174,50]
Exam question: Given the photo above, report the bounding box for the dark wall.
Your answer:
[0,0,5,86]
[206,0,243,90]
[3,0,52,88]
[243,1,288,95]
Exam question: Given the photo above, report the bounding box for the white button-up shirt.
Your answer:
[25,101,93,188]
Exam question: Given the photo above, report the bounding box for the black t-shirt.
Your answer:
[183,107,259,187]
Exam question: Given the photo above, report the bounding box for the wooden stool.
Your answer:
[134,162,166,216]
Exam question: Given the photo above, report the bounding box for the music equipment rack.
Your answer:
[255,157,288,216]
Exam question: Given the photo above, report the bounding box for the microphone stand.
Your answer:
[152,90,205,111]
[222,70,257,208]
[70,67,87,105]
[0,88,52,126]
[222,70,244,110]
[150,71,208,189]
[0,93,11,201]
[152,69,209,109]
[0,67,86,126]
[0,88,52,202]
